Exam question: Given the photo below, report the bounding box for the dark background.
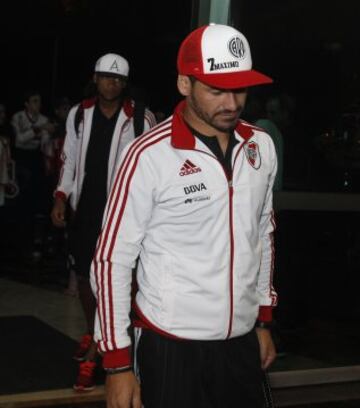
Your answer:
[1,1,360,388]
[239,0,360,134]
[1,0,360,193]
[0,0,193,115]
[1,0,360,126]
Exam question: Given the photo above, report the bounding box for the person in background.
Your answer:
[243,93,284,191]
[265,92,307,190]
[92,24,277,408]
[11,91,54,259]
[44,97,75,292]
[0,135,10,207]
[0,103,14,152]
[47,97,72,185]
[51,53,156,391]
[243,92,287,359]
[0,103,15,206]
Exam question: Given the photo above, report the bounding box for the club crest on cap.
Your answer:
[245,141,261,169]
[228,36,246,59]
[177,24,273,89]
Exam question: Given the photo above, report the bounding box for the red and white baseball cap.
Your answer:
[177,24,273,89]
[95,53,129,78]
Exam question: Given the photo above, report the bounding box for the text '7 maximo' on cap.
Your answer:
[177,23,273,89]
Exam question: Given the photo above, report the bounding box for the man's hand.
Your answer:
[106,371,141,408]
[51,197,66,227]
[256,327,276,370]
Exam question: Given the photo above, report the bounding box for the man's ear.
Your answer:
[177,75,192,96]
[93,73,98,84]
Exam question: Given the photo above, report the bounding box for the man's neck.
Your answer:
[216,133,230,155]
[26,110,39,122]
[183,107,230,155]
[98,98,122,119]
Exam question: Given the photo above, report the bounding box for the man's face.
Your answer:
[25,95,41,115]
[181,77,247,133]
[94,74,126,102]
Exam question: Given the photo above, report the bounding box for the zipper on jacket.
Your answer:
[194,144,247,339]
[226,178,234,338]
[225,139,249,338]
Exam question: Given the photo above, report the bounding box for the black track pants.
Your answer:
[137,328,266,408]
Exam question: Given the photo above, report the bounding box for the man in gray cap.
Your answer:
[51,53,156,391]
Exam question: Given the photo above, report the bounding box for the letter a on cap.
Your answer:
[110,60,120,72]
[95,53,129,77]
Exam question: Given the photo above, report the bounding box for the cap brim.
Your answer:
[193,69,273,89]
[95,71,128,79]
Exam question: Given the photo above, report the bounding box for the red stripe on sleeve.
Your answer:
[93,121,171,352]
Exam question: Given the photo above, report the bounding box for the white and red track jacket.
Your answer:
[91,100,278,369]
[54,98,157,209]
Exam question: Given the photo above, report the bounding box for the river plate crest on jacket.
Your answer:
[245,141,261,169]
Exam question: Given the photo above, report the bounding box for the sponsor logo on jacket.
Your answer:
[184,183,207,195]
[184,195,210,204]
[179,159,202,176]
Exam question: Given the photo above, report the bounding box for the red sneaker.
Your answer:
[73,334,92,361]
[73,361,96,391]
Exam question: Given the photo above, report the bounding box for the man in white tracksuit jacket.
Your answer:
[92,25,278,408]
[51,53,156,391]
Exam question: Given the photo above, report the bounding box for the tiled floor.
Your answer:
[1,207,360,407]
[0,277,86,341]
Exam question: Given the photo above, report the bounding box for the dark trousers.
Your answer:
[67,209,100,334]
[15,149,46,217]
[137,329,265,408]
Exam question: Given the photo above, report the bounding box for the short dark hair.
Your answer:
[188,75,197,85]
[23,89,40,103]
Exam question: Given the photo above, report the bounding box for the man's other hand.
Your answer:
[256,327,276,370]
[51,197,66,227]
[106,371,141,408]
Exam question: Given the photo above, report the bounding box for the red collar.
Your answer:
[81,97,133,118]
[123,99,134,118]
[81,97,97,109]
[171,100,254,149]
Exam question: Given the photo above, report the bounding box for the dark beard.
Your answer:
[189,94,241,133]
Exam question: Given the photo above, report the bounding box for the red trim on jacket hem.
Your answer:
[258,306,273,322]
[133,302,182,340]
[102,347,131,369]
